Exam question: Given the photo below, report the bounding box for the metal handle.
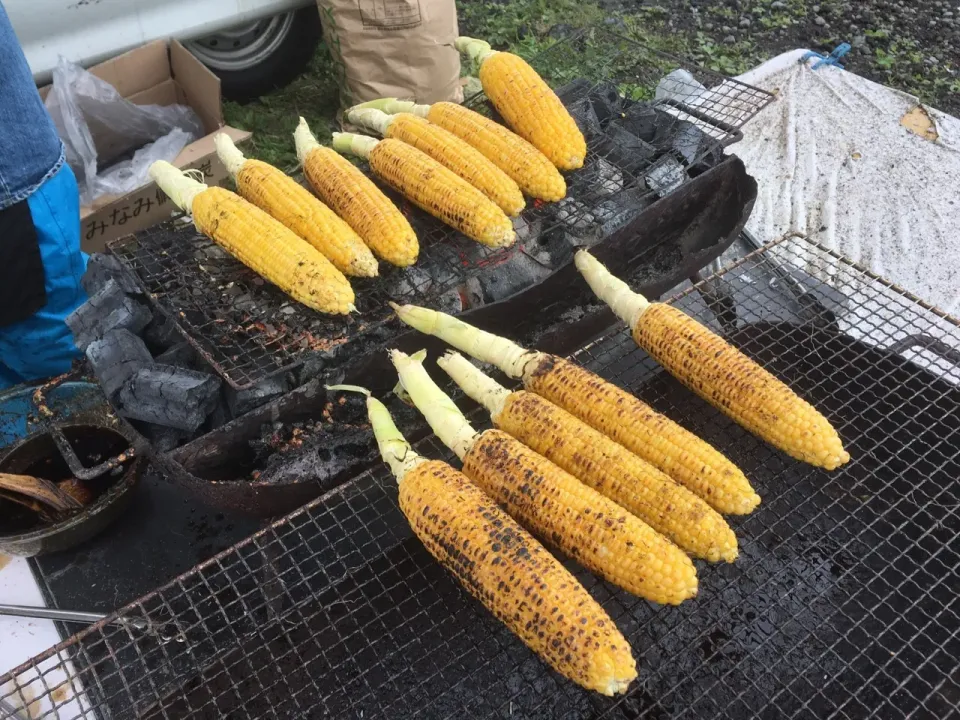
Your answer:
[0,604,148,631]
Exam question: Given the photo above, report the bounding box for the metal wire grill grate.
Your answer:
[107,28,773,391]
[4,234,958,719]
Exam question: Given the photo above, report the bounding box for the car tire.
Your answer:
[186,8,322,103]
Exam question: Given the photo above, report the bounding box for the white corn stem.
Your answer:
[437,351,510,420]
[455,36,496,70]
[390,350,478,461]
[326,384,423,481]
[149,160,206,214]
[352,98,431,118]
[332,132,379,159]
[574,250,650,328]
[390,303,536,379]
[345,107,394,137]
[294,116,322,166]
[214,133,246,178]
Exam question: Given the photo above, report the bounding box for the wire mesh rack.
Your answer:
[4,234,958,719]
[107,27,773,391]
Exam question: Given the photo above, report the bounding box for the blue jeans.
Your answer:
[0,2,87,387]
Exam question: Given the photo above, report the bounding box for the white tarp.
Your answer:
[731,50,960,315]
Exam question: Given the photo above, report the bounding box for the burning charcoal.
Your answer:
[658,119,704,165]
[598,124,658,176]
[614,103,658,142]
[67,279,153,351]
[138,422,190,453]
[568,157,623,204]
[513,215,543,246]
[226,375,291,417]
[117,364,222,432]
[587,81,622,127]
[474,251,552,304]
[81,253,141,296]
[155,341,197,369]
[644,155,687,197]
[551,198,596,233]
[555,78,592,106]
[435,289,463,315]
[85,328,154,399]
[387,266,434,301]
[594,188,657,238]
[538,228,594,265]
[565,98,602,139]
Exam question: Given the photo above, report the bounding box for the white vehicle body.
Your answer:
[7,0,321,100]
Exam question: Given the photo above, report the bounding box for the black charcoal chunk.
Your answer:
[155,341,197,369]
[538,228,593,265]
[588,81,622,126]
[472,252,552,304]
[81,253,141,296]
[615,103,659,141]
[85,328,154,399]
[644,155,687,197]
[67,279,153,351]
[555,78,592,106]
[664,120,704,164]
[550,198,596,233]
[594,188,657,238]
[117,364,221,432]
[566,98,602,139]
[600,124,658,175]
[141,315,182,351]
[225,375,290,417]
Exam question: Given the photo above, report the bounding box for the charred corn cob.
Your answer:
[391,303,759,514]
[149,161,354,315]
[390,350,698,605]
[575,250,850,470]
[356,98,566,202]
[346,108,525,217]
[293,118,418,267]
[214,134,377,278]
[327,384,636,696]
[456,37,587,171]
[438,352,738,562]
[332,132,515,248]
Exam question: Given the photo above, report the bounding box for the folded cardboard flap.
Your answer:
[45,39,253,252]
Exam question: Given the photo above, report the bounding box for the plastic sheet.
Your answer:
[44,56,203,204]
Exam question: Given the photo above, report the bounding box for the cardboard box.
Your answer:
[39,40,252,253]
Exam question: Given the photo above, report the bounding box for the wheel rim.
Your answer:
[185,12,295,72]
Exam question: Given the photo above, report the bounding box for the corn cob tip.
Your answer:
[436,351,510,418]
[455,36,495,68]
[332,132,379,159]
[350,98,428,117]
[293,117,321,165]
[345,107,392,136]
[149,160,206,214]
[389,348,479,460]
[213,133,246,177]
[575,250,649,328]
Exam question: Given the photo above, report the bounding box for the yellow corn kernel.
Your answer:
[346,386,637,696]
[463,430,698,605]
[333,133,516,248]
[294,118,418,267]
[385,114,525,217]
[458,37,586,170]
[149,161,354,315]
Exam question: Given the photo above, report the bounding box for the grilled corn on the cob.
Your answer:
[390,350,698,605]
[437,351,738,562]
[327,384,636,696]
[354,98,566,202]
[332,132,515,248]
[575,250,850,470]
[149,161,354,315]
[390,303,759,514]
[214,133,377,277]
[293,118,418,267]
[456,37,586,171]
[346,108,525,217]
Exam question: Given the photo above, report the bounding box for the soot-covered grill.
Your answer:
[4,235,958,719]
[107,28,773,392]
